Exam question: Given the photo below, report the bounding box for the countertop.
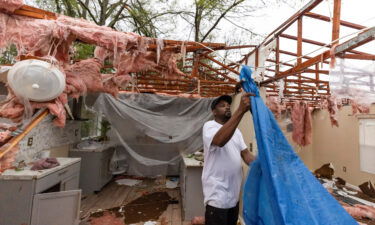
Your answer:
[0,157,81,180]
[182,154,204,167]
[69,143,114,153]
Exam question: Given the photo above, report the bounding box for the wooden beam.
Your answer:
[297,17,303,92]
[304,12,365,30]
[262,51,330,85]
[198,62,237,82]
[262,26,375,86]
[280,33,373,56]
[136,77,235,85]
[341,54,375,60]
[335,27,375,54]
[0,109,49,161]
[278,49,330,64]
[332,0,342,45]
[266,68,329,74]
[262,0,323,46]
[220,45,257,50]
[275,37,280,74]
[13,5,57,20]
[315,64,320,97]
[284,79,328,83]
[240,0,323,64]
[191,53,200,78]
[204,55,240,75]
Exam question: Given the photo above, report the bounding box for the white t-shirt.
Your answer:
[201,120,247,209]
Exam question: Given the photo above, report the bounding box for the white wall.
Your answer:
[233,92,375,186]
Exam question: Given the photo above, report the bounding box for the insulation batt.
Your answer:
[0,12,185,78]
[351,99,370,115]
[0,10,186,126]
[0,144,19,171]
[0,123,17,146]
[31,157,60,170]
[0,91,67,127]
[326,96,340,127]
[343,204,375,220]
[291,101,312,146]
[266,96,286,118]
[317,97,340,127]
[0,0,23,13]
[0,7,187,169]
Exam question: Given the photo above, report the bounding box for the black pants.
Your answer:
[205,202,239,225]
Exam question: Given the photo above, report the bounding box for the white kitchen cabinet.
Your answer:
[180,154,205,220]
[0,158,81,225]
[69,145,114,195]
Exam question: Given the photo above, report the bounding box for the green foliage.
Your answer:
[72,42,95,60]
[0,45,17,64]
[99,119,111,141]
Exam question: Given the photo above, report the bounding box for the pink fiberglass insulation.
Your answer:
[0,0,23,13]
[0,130,12,144]
[0,11,185,75]
[0,11,187,129]
[31,157,59,170]
[0,14,72,62]
[343,204,375,220]
[0,57,133,127]
[266,96,286,118]
[64,58,132,98]
[0,91,67,127]
[0,144,19,171]
[291,101,312,146]
[351,100,370,115]
[327,96,339,127]
[317,97,339,127]
[95,46,185,80]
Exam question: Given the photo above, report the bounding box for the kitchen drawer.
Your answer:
[35,162,80,193]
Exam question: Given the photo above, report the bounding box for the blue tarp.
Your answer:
[240,66,357,225]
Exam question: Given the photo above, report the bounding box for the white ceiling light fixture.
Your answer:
[7,59,66,102]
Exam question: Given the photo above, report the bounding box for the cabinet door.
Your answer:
[99,150,113,186]
[61,174,80,191]
[31,190,81,225]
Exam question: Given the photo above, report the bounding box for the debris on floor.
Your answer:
[166,177,179,189]
[314,163,335,179]
[359,181,375,199]
[88,211,125,225]
[87,191,173,225]
[187,150,204,162]
[317,168,375,225]
[123,191,171,224]
[115,178,142,186]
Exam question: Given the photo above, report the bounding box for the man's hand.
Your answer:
[238,92,255,114]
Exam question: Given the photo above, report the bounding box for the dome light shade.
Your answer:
[7,59,66,102]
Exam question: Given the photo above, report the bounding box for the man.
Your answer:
[202,93,255,225]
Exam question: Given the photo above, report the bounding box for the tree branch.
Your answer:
[108,1,128,28]
[200,0,245,42]
[77,0,99,24]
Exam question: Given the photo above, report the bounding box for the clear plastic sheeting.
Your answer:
[94,93,213,176]
[330,58,375,107]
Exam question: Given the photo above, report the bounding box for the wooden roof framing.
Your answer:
[2,4,258,98]
[239,0,375,105]
[6,0,375,101]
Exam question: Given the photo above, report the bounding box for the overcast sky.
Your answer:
[24,0,375,64]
